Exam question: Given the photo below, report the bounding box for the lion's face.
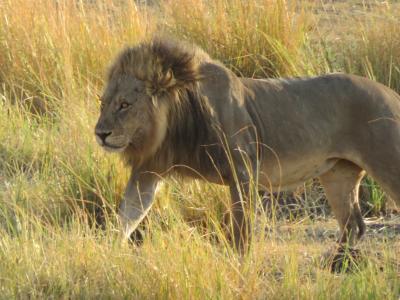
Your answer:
[95,75,155,153]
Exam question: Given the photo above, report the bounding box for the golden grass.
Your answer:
[162,0,310,77]
[0,0,399,298]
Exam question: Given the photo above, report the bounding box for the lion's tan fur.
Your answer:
[96,37,400,252]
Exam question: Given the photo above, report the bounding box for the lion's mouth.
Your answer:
[102,143,127,153]
[97,139,128,153]
[95,134,128,153]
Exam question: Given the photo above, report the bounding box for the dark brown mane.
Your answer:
[162,88,215,169]
[107,38,210,96]
[110,38,217,173]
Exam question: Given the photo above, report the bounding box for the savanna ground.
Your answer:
[0,0,399,298]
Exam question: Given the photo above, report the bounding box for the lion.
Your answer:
[95,38,400,254]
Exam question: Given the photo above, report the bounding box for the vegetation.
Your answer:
[0,0,398,298]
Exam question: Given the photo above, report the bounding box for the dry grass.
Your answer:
[162,0,311,77]
[0,0,399,298]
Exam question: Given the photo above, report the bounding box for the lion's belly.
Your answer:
[259,157,339,191]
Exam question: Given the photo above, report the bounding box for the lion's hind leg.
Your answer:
[319,160,367,272]
[319,160,366,245]
[361,157,400,209]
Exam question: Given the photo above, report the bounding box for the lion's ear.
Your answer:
[148,41,200,95]
[164,69,175,85]
[156,68,177,93]
[154,67,199,96]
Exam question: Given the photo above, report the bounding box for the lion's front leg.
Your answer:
[228,168,258,254]
[119,170,158,242]
[229,183,248,253]
[225,142,259,254]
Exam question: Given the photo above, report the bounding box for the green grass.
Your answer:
[0,0,399,298]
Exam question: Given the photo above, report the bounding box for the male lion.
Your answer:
[95,38,400,253]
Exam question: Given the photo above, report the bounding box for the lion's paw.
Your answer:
[321,245,363,273]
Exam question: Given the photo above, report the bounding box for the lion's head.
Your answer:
[95,38,209,159]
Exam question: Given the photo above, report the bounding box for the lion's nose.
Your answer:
[96,131,112,143]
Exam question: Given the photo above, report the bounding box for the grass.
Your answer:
[0,0,399,298]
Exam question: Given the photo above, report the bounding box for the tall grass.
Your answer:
[0,0,399,298]
[162,0,310,77]
[312,2,400,92]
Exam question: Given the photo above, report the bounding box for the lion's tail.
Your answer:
[355,206,366,240]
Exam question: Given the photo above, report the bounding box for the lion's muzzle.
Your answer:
[96,131,112,144]
[95,129,128,153]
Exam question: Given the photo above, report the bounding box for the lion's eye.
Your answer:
[119,102,130,110]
